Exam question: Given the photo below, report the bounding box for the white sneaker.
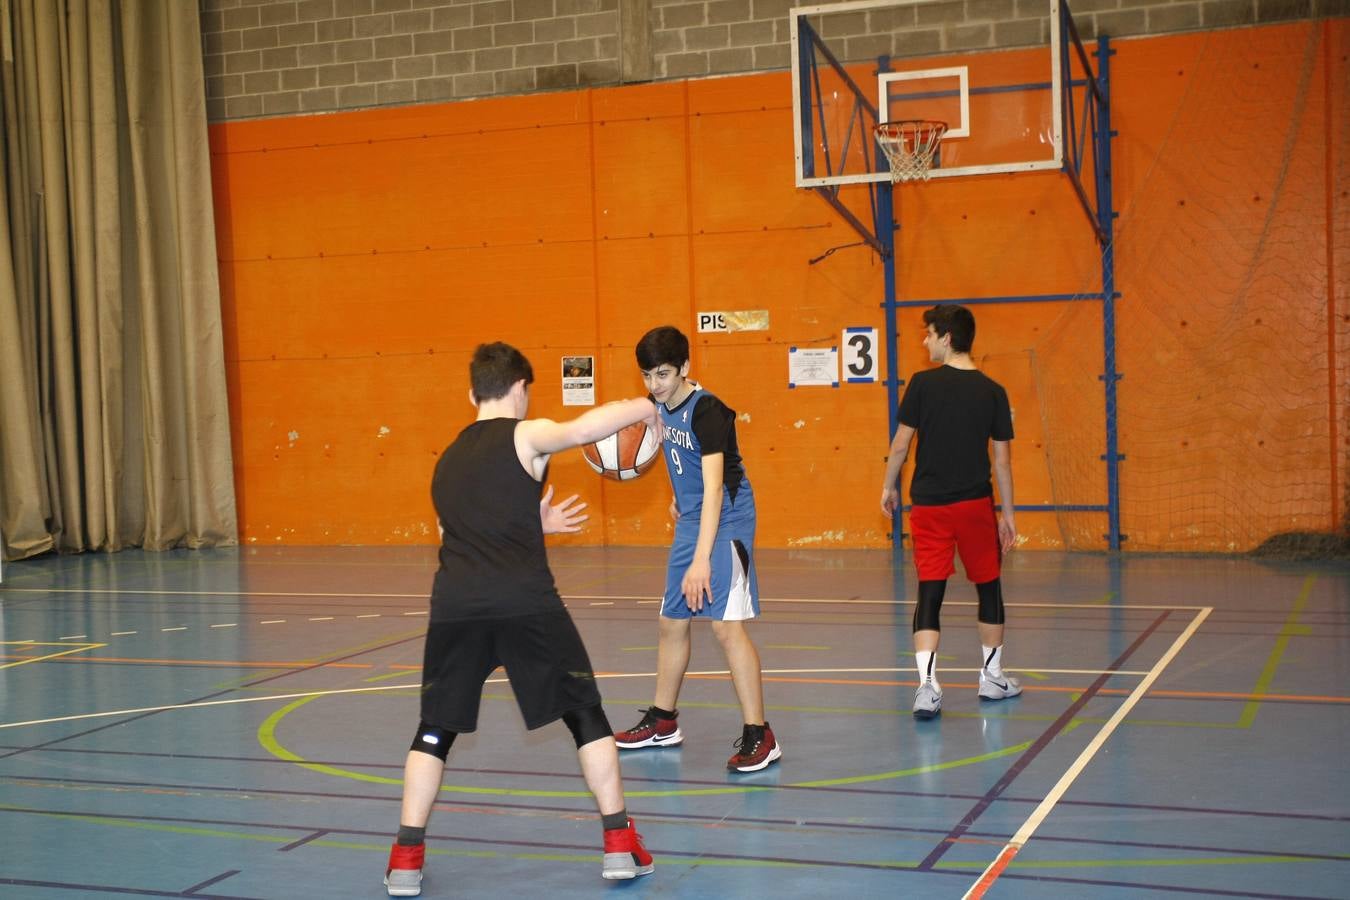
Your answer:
[913,682,942,719]
[978,670,1023,701]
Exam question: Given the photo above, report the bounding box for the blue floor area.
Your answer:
[1,546,1347,898]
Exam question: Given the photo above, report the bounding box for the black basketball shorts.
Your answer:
[419,609,603,732]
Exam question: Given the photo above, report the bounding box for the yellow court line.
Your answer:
[1238,573,1316,728]
[0,642,105,670]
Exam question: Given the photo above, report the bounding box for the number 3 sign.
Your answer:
[842,327,878,383]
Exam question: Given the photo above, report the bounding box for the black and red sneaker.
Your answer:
[614,707,683,749]
[602,817,655,880]
[384,842,424,897]
[726,722,782,772]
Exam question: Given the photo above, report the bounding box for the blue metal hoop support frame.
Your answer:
[793,5,1120,550]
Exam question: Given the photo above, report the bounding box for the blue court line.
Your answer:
[0,879,259,899]
[0,804,1339,896]
[182,871,242,894]
[3,796,1344,864]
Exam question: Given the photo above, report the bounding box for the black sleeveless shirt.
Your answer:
[429,418,563,620]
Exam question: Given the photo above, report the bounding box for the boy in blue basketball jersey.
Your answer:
[614,326,782,772]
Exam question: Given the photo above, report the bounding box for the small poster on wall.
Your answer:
[562,355,595,406]
[788,346,839,388]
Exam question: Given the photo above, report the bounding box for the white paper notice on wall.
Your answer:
[841,327,879,383]
[788,346,839,388]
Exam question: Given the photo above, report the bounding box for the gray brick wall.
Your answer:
[200,0,1344,120]
[201,0,622,120]
[650,0,1345,76]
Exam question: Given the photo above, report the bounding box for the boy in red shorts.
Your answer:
[880,305,1021,719]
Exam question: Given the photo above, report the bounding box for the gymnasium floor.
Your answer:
[1,545,1346,898]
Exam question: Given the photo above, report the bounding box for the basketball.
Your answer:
[582,421,661,481]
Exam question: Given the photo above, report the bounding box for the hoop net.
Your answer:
[874,120,947,183]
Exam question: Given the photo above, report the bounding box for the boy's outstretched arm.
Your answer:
[517,398,658,458]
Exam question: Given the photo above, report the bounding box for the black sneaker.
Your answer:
[726,722,782,772]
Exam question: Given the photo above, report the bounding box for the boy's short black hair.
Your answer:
[635,326,690,370]
[470,342,533,402]
[922,304,976,354]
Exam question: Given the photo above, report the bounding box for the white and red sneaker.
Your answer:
[384,842,424,896]
[726,722,782,772]
[602,817,655,880]
[614,708,683,749]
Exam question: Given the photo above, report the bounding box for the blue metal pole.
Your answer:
[1096,35,1122,551]
[878,180,901,549]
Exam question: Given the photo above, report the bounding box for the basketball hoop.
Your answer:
[874,120,947,183]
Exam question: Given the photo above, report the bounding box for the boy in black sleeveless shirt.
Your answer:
[385,343,658,896]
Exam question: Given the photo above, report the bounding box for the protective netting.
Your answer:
[1033,23,1348,554]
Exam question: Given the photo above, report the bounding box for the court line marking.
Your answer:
[963,606,1213,899]
[0,586,1210,610]
[256,693,1043,798]
[0,642,105,670]
[1238,574,1314,728]
[0,665,1141,730]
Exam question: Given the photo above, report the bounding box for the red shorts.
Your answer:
[909,496,1001,583]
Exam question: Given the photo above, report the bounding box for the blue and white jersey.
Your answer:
[658,384,753,533]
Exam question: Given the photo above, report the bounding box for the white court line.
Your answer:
[210,623,238,629]
[308,617,334,622]
[401,611,427,616]
[0,586,1209,611]
[0,665,1147,731]
[260,620,286,624]
[962,606,1213,899]
[356,614,381,619]
[758,667,1150,676]
[59,635,87,641]
[110,631,136,636]
[161,627,187,633]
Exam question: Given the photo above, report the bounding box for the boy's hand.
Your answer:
[540,485,589,534]
[681,557,711,612]
[998,512,1017,553]
[880,486,900,518]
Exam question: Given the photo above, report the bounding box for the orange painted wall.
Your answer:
[211,20,1346,552]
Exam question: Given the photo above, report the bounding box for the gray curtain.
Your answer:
[0,0,236,560]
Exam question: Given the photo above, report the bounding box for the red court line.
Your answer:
[967,845,1020,899]
[0,655,372,669]
[688,673,1350,704]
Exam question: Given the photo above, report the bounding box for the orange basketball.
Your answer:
[582,421,661,481]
